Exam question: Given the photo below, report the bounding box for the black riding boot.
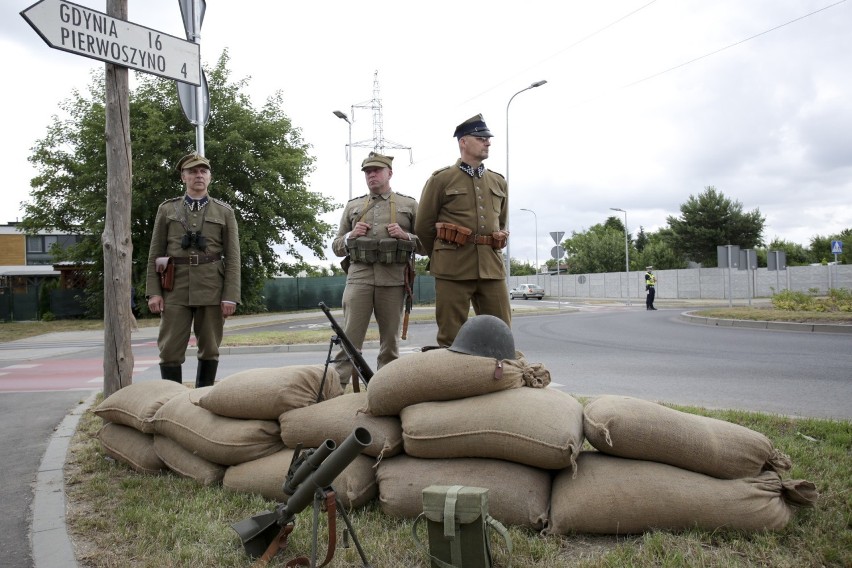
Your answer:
[160,364,183,383]
[195,359,219,388]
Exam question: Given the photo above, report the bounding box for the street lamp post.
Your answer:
[333,110,353,200]
[505,80,547,286]
[520,208,538,281]
[610,208,631,306]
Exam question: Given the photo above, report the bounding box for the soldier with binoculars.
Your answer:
[145,153,241,387]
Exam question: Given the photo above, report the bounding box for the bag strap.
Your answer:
[444,485,464,566]
[485,515,512,568]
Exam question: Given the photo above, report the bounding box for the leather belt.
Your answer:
[170,253,222,265]
[467,234,494,246]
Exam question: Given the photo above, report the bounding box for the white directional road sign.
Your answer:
[21,0,201,86]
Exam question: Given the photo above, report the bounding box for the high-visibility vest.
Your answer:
[645,272,656,286]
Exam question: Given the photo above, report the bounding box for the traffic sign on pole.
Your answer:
[831,240,843,255]
[550,231,564,244]
[21,0,201,86]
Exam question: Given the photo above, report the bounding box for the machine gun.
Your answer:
[231,427,373,567]
[318,301,374,393]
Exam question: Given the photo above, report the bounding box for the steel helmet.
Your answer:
[447,315,516,360]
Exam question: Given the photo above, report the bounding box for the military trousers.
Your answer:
[333,283,405,386]
[157,303,224,365]
[434,278,511,347]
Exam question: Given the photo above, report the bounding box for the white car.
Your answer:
[510,284,545,300]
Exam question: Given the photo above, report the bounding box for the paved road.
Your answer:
[1,302,850,567]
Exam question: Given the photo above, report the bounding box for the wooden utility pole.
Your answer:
[102,0,134,397]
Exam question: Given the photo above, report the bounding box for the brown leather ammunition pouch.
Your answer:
[436,222,472,246]
[490,231,508,250]
[155,257,175,291]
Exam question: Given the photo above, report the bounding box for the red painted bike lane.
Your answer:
[0,357,161,392]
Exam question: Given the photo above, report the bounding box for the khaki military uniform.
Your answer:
[331,190,420,385]
[145,196,241,365]
[415,159,511,346]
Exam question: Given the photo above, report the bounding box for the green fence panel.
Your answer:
[50,289,87,318]
[262,274,435,313]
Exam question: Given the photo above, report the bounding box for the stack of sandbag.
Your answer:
[547,395,819,535]
[94,365,366,498]
[366,349,569,530]
[94,380,187,475]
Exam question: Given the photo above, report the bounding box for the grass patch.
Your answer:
[690,306,852,324]
[222,329,380,347]
[66,398,851,567]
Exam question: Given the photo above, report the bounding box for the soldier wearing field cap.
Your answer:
[331,151,422,388]
[145,152,241,387]
[415,114,511,347]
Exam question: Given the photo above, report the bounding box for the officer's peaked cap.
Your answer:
[454,114,494,139]
[176,153,211,172]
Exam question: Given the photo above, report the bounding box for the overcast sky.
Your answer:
[3,0,850,267]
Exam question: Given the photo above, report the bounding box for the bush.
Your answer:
[772,288,852,312]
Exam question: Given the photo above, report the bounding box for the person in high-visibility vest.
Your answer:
[645,266,657,310]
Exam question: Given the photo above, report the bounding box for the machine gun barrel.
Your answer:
[319,301,374,384]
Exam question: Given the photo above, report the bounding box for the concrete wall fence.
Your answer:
[264,264,851,313]
[508,264,852,302]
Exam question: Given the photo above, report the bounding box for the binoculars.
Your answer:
[180,231,207,250]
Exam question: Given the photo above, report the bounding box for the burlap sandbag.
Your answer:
[222,448,377,509]
[366,350,550,417]
[150,391,284,466]
[98,422,165,475]
[94,380,187,434]
[153,435,226,486]
[280,392,403,458]
[195,365,343,419]
[376,455,550,530]
[400,387,583,471]
[583,395,792,479]
[547,452,818,535]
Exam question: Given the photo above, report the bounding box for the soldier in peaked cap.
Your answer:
[145,152,241,387]
[415,114,511,347]
[331,151,424,388]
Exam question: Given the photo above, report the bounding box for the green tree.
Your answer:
[635,226,649,252]
[636,229,688,270]
[665,186,765,267]
[510,259,537,276]
[563,223,630,274]
[810,228,850,266]
[763,238,812,266]
[20,51,336,316]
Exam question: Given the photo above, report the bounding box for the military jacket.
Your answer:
[145,195,241,306]
[414,159,507,280]
[332,190,421,286]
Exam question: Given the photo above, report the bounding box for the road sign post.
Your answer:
[21,0,201,86]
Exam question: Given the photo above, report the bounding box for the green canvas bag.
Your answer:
[413,485,512,568]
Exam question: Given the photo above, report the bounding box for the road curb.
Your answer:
[679,312,852,334]
[31,391,97,568]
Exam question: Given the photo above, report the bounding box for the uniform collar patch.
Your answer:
[184,195,209,211]
[459,162,485,178]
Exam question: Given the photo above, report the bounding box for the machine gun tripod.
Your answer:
[231,427,373,567]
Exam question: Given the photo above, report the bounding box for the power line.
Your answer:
[459,0,659,105]
[619,0,848,91]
